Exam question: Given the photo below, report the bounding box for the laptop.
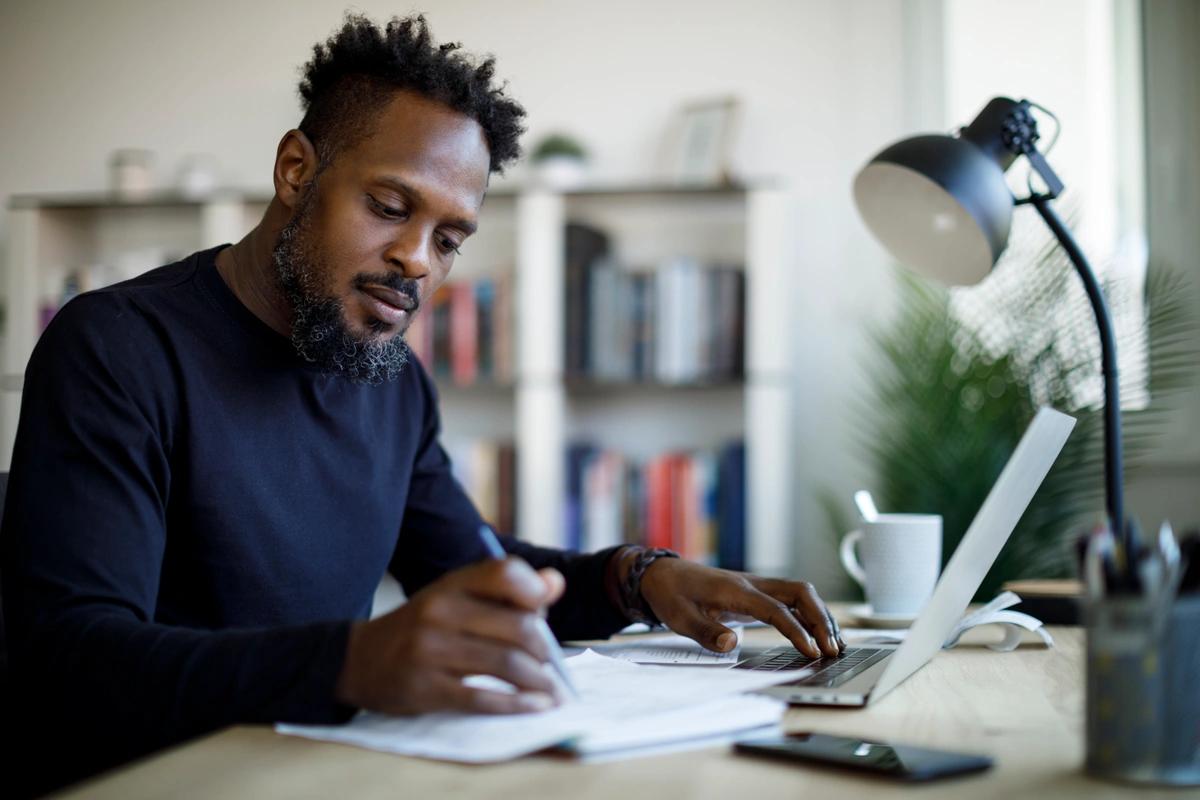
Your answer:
[736,406,1076,706]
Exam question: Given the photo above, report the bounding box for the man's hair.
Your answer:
[298,13,525,174]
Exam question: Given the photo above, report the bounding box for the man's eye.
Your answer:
[438,237,462,256]
[368,195,407,219]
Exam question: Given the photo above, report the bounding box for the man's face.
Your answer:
[273,89,490,384]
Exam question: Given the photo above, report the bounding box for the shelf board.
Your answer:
[433,380,516,395]
[8,188,273,211]
[558,180,771,198]
[10,179,779,212]
[564,377,745,394]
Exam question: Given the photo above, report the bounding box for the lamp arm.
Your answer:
[1029,194,1126,546]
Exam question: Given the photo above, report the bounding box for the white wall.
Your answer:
[3,0,1163,593]
[944,0,1137,263]
[0,0,918,594]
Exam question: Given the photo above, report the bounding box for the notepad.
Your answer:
[276,649,809,763]
[590,626,744,665]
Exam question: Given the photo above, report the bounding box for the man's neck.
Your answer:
[215,202,292,337]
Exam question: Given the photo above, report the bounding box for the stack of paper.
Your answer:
[276,649,808,762]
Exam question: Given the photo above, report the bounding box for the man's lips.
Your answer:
[359,284,416,312]
[357,284,417,327]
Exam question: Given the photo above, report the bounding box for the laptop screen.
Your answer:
[870,406,1076,701]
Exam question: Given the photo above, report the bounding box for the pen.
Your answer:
[476,524,580,700]
[1084,529,1110,602]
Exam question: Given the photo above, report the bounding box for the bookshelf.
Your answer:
[4,182,793,575]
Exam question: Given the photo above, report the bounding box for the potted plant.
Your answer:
[823,242,1195,601]
[530,133,588,189]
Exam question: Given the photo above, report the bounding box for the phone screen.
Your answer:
[734,732,993,782]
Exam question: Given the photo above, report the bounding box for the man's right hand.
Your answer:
[335,558,566,715]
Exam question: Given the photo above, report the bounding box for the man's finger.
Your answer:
[442,634,563,700]
[671,605,740,653]
[791,582,842,656]
[537,567,566,606]
[733,588,821,658]
[435,673,557,715]
[431,594,551,663]
[756,578,842,656]
[451,558,554,611]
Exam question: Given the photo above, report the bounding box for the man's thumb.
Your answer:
[677,610,738,653]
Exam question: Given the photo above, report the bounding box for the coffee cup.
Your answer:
[839,514,942,615]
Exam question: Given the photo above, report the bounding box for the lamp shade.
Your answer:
[853,133,1015,286]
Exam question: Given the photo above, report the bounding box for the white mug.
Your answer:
[839,514,942,615]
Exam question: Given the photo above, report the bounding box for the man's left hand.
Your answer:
[639,559,845,658]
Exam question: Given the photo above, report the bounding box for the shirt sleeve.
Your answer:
[388,358,630,641]
[0,294,355,785]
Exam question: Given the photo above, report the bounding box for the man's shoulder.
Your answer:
[51,245,221,323]
[31,250,212,371]
[68,251,204,316]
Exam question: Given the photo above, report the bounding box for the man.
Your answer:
[1,14,842,794]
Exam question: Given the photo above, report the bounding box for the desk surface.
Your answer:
[57,623,1187,800]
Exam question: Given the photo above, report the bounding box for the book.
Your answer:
[430,290,452,381]
[564,223,610,377]
[717,443,746,571]
[495,443,517,537]
[417,274,513,386]
[583,450,625,551]
[562,226,745,386]
[565,444,597,552]
[492,273,514,384]
[445,438,518,537]
[629,272,655,380]
[449,283,478,386]
[567,442,745,566]
[475,278,495,382]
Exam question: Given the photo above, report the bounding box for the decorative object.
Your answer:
[176,154,219,198]
[529,133,588,189]
[109,148,155,200]
[669,97,739,185]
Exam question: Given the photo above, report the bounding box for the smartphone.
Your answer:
[734,732,993,782]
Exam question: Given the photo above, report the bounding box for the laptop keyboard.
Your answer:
[735,646,890,688]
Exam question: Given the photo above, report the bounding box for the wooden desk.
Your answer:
[57,625,1186,799]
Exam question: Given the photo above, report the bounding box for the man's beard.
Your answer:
[271,195,415,385]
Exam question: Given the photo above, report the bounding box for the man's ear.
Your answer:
[273,130,320,211]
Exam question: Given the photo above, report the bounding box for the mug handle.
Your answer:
[840,529,867,588]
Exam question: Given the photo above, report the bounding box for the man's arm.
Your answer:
[0,296,354,786]
[387,359,631,641]
[385,358,845,654]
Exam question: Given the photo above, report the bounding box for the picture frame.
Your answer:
[669,97,740,186]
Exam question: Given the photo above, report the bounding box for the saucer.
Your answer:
[846,603,918,629]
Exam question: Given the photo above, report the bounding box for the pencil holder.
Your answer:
[1085,594,1200,785]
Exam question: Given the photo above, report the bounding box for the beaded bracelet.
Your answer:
[619,547,680,626]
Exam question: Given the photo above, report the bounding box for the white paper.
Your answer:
[567,696,783,758]
[590,627,744,665]
[840,627,907,645]
[943,607,1055,651]
[572,723,780,764]
[276,649,808,763]
[843,593,1053,652]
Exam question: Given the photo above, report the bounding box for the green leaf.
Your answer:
[825,244,1198,601]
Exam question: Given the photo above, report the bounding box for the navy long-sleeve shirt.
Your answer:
[0,245,627,790]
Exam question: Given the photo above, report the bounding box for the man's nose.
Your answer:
[382,229,432,281]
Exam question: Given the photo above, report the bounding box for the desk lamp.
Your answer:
[851,97,1129,556]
